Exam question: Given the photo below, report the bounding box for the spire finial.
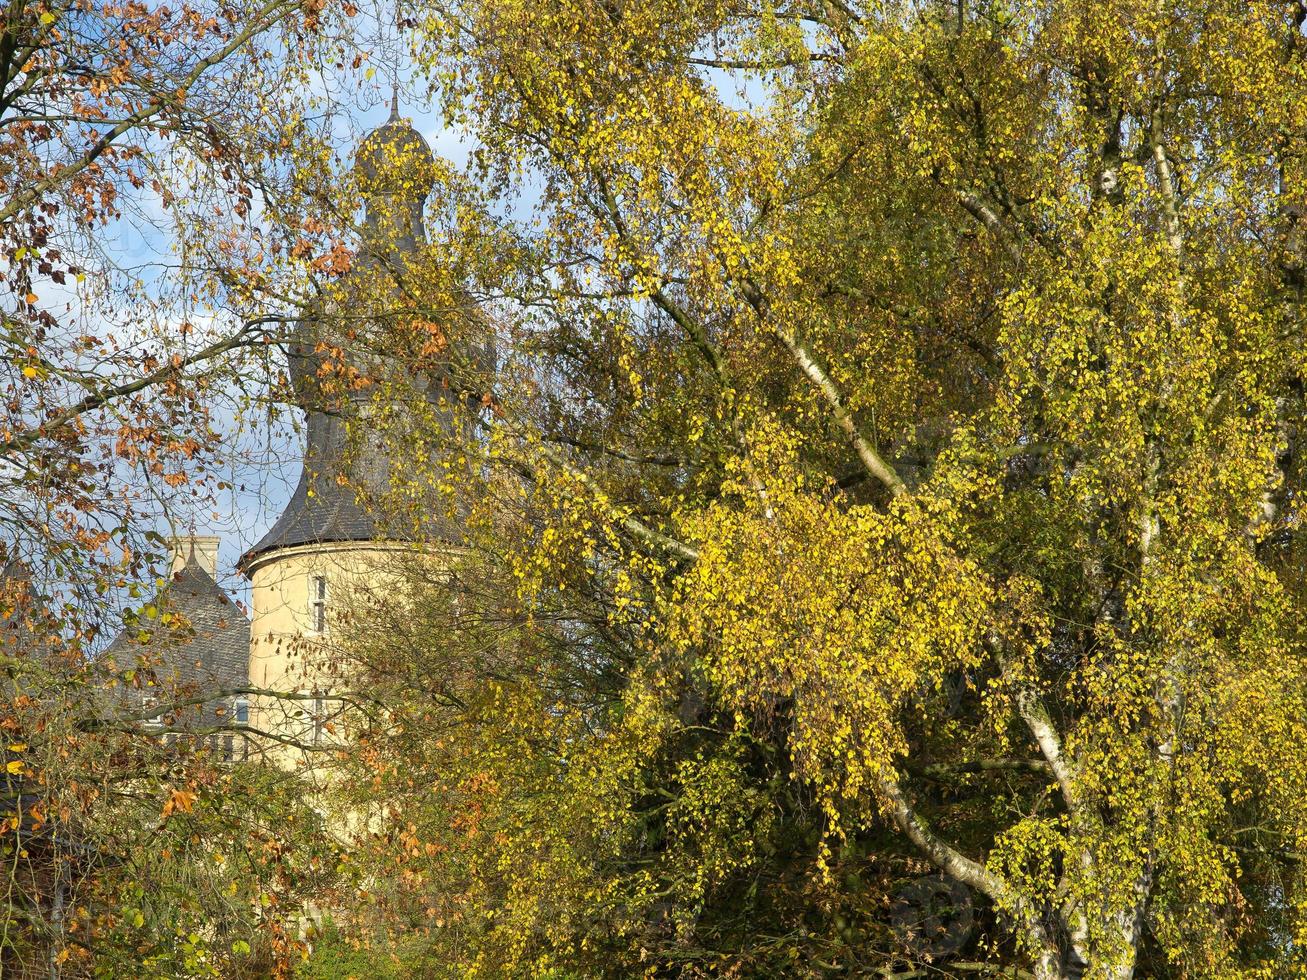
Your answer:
[389,85,400,122]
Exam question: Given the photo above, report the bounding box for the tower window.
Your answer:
[310,575,327,633]
[301,689,329,745]
[232,697,249,726]
[313,691,328,744]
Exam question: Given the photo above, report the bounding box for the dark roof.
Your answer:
[0,560,47,660]
[354,101,435,199]
[241,409,381,565]
[240,402,473,569]
[104,555,250,725]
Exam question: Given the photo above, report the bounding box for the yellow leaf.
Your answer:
[162,787,197,817]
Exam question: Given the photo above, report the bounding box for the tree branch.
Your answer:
[878,773,1011,903]
[985,634,1080,816]
[0,0,296,227]
[901,757,1053,783]
[78,685,365,731]
[765,314,907,497]
[1,315,285,458]
[1149,114,1183,258]
[494,432,702,564]
[545,433,689,467]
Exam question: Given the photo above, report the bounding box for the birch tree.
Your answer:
[321,0,1307,976]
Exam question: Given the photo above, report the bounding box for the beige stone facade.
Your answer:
[245,541,419,764]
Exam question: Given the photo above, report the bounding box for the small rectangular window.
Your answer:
[297,689,330,745]
[142,697,164,731]
[312,691,328,745]
[310,575,327,633]
[233,698,249,726]
[222,735,235,762]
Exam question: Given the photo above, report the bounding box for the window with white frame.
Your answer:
[312,690,328,744]
[142,697,164,731]
[297,689,330,745]
[232,697,249,726]
[310,575,327,633]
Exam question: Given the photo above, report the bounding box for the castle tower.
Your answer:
[241,105,454,758]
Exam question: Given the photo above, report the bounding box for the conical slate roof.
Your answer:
[242,105,489,572]
[241,410,380,564]
[241,108,446,569]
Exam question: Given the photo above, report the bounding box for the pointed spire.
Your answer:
[354,89,434,201]
[171,536,220,579]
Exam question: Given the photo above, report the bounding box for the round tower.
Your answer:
[242,107,448,758]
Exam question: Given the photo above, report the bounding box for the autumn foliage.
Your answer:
[320,1,1307,978]
[7,0,1307,978]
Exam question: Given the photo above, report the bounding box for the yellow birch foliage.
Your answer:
[329,0,1307,976]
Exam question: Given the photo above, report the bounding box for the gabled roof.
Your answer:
[104,554,250,721]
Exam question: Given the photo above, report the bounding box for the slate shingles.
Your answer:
[104,556,250,730]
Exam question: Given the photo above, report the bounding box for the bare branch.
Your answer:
[78,685,368,731]
[1149,113,1183,258]
[902,757,1053,783]
[878,773,1011,902]
[0,315,286,458]
[0,0,297,227]
[767,316,907,497]
[990,637,1081,815]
